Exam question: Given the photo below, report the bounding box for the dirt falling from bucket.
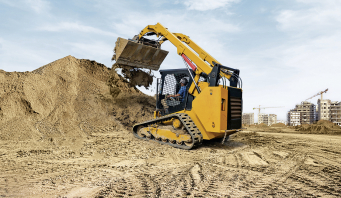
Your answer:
[111,64,154,90]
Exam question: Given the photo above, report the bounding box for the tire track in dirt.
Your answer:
[245,152,308,197]
[2,128,341,197]
[286,154,341,197]
[96,175,155,197]
[166,165,195,197]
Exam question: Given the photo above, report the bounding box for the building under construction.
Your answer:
[317,99,331,121]
[289,89,341,126]
[315,99,341,125]
[269,114,277,125]
[242,113,254,125]
[287,101,316,126]
[287,111,300,126]
[258,113,277,126]
[258,113,268,125]
[330,101,341,126]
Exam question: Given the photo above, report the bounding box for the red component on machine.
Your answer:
[181,54,197,71]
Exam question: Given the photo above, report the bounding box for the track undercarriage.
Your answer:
[133,113,203,149]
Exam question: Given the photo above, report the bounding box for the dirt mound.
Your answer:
[0,55,155,144]
[294,120,341,134]
[252,123,269,128]
[111,92,156,128]
[271,123,286,127]
[316,120,337,126]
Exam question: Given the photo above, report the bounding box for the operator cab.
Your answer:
[156,69,197,116]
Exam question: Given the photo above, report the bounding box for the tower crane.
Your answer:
[253,105,284,116]
[305,88,328,101]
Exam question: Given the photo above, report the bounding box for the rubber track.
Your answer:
[132,113,203,149]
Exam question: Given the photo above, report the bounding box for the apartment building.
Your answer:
[242,113,254,125]
[330,101,341,126]
[258,113,269,125]
[315,106,319,121]
[288,101,315,126]
[317,99,331,121]
[258,113,278,126]
[288,111,300,126]
[269,114,277,126]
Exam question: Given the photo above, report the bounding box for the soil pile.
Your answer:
[271,123,286,127]
[294,120,341,134]
[0,55,155,143]
[252,123,269,128]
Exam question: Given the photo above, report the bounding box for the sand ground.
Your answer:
[1,128,340,197]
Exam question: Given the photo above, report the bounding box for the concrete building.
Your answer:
[316,99,341,126]
[315,106,319,122]
[258,113,269,125]
[288,101,316,126]
[242,113,254,125]
[288,111,300,126]
[330,101,341,126]
[297,101,316,125]
[317,99,331,121]
[268,114,277,126]
[258,113,278,126]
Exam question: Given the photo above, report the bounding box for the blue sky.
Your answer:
[1,0,340,121]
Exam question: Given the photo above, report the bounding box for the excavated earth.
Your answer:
[1,56,341,197]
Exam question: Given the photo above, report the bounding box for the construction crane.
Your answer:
[305,88,328,101]
[253,105,284,116]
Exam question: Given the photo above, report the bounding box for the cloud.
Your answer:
[111,12,240,37]
[66,41,113,62]
[182,0,240,11]
[25,0,50,13]
[113,19,239,41]
[274,0,341,78]
[276,0,341,33]
[0,0,50,13]
[38,22,118,37]
[0,38,52,72]
[240,0,341,121]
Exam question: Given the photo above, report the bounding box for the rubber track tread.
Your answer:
[133,113,203,150]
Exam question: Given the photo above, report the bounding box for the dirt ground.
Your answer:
[1,56,341,197]
[1,128,341,197]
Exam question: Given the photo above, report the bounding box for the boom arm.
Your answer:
[137,23,237,94]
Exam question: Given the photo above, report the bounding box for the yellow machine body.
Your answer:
[117,23,243,149]
[154,85,241,140]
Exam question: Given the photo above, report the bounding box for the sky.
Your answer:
[0,0,340,122]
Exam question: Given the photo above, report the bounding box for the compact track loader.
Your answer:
[113,23,243,149]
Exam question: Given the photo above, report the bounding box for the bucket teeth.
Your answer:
[113,37,169,71]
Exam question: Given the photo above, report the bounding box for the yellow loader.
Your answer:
[113,23,243,149]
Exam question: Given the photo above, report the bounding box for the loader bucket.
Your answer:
[113,37,169,71]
